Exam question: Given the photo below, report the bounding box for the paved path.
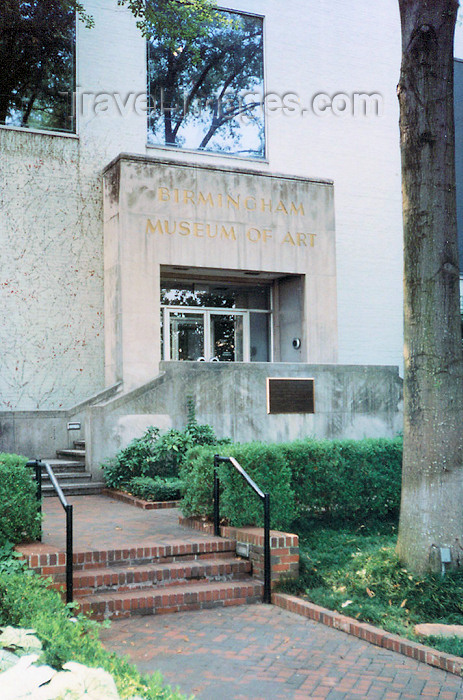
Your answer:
[100,604,463,699]
[41,496,216,551]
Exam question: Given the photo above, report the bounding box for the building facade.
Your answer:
[1,1,461,471]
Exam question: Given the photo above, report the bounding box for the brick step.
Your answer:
[20,539,237,574]
[76,578,263,620]
[73,557,251,596]
[56,449,86,460]
[73,440,85,449]
[42,481,105,497]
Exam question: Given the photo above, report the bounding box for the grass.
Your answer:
[277,516,463,658]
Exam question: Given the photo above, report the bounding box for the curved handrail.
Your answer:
[27,459,73,604]
[213,454,271,604]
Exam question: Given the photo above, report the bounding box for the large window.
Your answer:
[0,1,75,133]
[147,10,265,158]
[161,279,271,362]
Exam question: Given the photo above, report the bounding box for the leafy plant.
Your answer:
[0,570,186,698]
[0,453,41,546]
[276,517,463,651]
[103,418,228,490]
[0,626,42,656]
[129,477,183,502]
[103,428,161,488]
[180,436,403,530]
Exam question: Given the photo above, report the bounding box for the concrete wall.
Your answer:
[104,155,337,389]
[0,383,122,459]
[85,362,403,478]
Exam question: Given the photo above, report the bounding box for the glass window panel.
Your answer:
[147,10,264,158]
[211,314,243,362]
[0,2,75,133]
[169,312,205,361]
[161,280,270,309]
[250,312,269,361]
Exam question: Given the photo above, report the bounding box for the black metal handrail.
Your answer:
[213,454,271,604]
[27,459,73,604]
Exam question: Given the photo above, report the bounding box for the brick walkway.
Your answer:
[101,604,463,699]
[39,497,463,698]
[41,496,211,551]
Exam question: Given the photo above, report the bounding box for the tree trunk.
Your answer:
[396,0,463,573]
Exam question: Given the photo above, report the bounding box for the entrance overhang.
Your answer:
[103,154,338,390]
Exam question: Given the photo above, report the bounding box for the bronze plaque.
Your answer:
[267,378,315,414]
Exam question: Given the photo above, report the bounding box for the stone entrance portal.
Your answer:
[103,155,338,390]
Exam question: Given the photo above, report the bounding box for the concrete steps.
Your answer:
[43,440,104,497]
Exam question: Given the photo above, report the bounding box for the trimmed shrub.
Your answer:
[129,476,184,502]
[180,443,298,531]
[0,453,41,546]
[283,437,402,520]
[180,436,403,530]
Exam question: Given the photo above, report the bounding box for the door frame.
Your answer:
[162,306,251,362]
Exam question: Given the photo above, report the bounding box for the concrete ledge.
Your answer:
[272,593,463,677]
[102,488,181,510]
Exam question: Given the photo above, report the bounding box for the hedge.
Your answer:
[180,436,403,530]
[0,453,41,546]
[129,476,184,502]
[180,443,298,531]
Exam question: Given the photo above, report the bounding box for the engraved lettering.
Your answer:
[260,198,272,212]
[198,191,214,207]
[221,226,236,240]
[179,221,190,236]
[275,200,288,215]
[290,202,305,216]
[282,232,296,245]
[193,222,204,237]
[227,194,240,210]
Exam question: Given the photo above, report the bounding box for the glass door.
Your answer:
[210,312,245,362]
[169,311,205,361]
[163,308,250,361]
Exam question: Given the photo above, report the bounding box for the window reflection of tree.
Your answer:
[147,10,264,157]
[0,1,75,132]
[161,289,234,308]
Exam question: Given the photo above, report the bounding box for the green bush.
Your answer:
[103,427,161,488]
[180,443,298,531]
[0,565,185,698]
[284,436,402,520]
[129,476,184,502]
[103,422,228,489]
[0,453,41,546]
[180,436,403,530]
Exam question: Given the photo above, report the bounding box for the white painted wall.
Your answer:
[1,0,407,409]
[77,0,405,374]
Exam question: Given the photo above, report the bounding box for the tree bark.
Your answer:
[396,0,463,573]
